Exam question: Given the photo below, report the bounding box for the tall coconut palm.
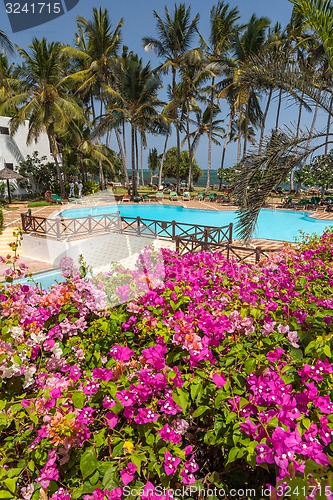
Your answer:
[96,55,162,198]
[183,107,224,189]
[63,8,123,188]
[204,1,240,192]
[142,3,200,194]
[219,14,270,161]
[0,38,83,197]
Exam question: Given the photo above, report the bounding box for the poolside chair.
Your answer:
[216,195,230,204]
[195,192,205,201]
[182,191,191,201]
[51,194,64,204]
[122,194,131,202]
[133,195,142,203]
[156,192,164,201]
[169,191,178,201]
[141,194,151,202]
[208,193,217,202]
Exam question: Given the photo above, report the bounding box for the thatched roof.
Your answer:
[0,167,24,180]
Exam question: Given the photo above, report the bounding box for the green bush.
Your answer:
[83,180,101,195]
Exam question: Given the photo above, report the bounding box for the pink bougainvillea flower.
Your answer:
[212,373,226,388]
[163,451,181,476]
[120,462,137,485]
[109,345,134,362]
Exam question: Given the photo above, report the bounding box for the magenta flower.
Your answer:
[105,411,119,429]
[134,408,159,424]
[116,390,135,407]
[141,344,166,370]
[163,451,181,476]
[120,462,137,485]
[266,348,285,362]
[109,345,134,361]
[158,424,182,444]
[92,368,114,381]
[212,373,226,388]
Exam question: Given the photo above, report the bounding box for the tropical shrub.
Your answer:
[0,232,333,499]
[82,181,101,196]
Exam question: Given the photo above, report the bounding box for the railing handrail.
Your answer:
[20,210,281,263]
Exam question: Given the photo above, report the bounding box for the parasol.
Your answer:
[0,167,24,204]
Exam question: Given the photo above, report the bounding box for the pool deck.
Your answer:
[1,194,333,278]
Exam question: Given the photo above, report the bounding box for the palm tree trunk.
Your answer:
[158,134,169,188]
[206,77,215,193]
[48,134,65,197]
[325,95,333,154]
[140,133,144,186]
[259,88,273,153]
[290,96,303,191]
[131,125,138,198]
[172,67,181,195]
[220,113,232,171]
[186,105,193,192]
[115,128,129,185]
[275,89,282,131]
[135,129,139,187]
[243,103,250,158]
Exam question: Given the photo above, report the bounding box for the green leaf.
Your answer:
[172,388,189,411]
[324,344,331,357]
[80,447,99,480]
[0,491,15,499]
[102,467,117,490]
[72,391,85,409]
[192,406,210,418]
[226,447,239,465]
[290,348,303,361]
[3,478,16,494]
[244,358,256,374]
[130,454,142,475]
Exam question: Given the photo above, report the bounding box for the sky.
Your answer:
[2,0,323,174]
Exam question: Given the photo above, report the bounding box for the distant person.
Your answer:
[69,181,75,197]
[77,181,83,198]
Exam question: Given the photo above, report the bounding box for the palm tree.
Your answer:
[62,8,123,188]
[142,3,200,194]
[96,54,162,198]
[184,107,224,189]
[0,30,14,55]
[219,14,271,161]
[148,147,160,184]
[0,38,83,197]
[204,1,240,192]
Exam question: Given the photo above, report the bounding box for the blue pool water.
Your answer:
[60,204,332,242]
[14,269,64,289]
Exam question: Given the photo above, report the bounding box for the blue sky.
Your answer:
[2,0,323,173]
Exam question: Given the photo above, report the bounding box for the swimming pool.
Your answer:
[14,269,64,289]
[60,204,332,242]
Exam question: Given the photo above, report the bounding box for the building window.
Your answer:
[5,163,14,170]
[0,127,9,135]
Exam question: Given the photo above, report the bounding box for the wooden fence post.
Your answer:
[56,218,61,240]
[137,216,141,236]
[255,246,262,263]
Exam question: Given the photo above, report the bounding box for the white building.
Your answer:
[0,116,52,197]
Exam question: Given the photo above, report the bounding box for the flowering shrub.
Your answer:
[1,231,333,499]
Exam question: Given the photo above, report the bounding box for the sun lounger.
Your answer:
[156,192,164,200]
[51,194,65,204]
[208,193,217,202]
[169,191,178,201]
[195,192,205,201]
[122,194,131,202]
[182,192,191,201]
